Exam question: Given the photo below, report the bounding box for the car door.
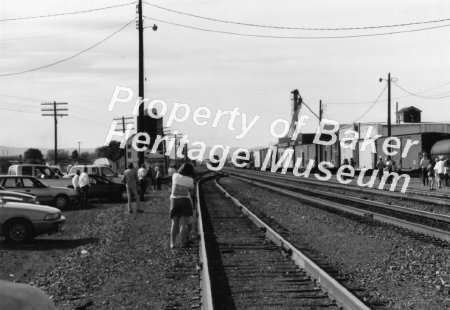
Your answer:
[21,177,53,204]
[90,176,112,199]
[0,177,28,194]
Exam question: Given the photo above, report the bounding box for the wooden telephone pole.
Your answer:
[41,101,68,165]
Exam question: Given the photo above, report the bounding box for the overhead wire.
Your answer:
[393,82,450,99]
[346,85,387,124]
[0,2,136,22]
[144,16,450,39]
[0,20,134,77]
[324,80,450,105]
[144,2,450,31]
[301,101,320,120]
[1,21,135,41]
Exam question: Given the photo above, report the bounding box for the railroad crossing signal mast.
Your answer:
[41,101,68,165]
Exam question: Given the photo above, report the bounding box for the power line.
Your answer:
[144,2,450,31]
[0,2,135,22]
[302,101,320,120]
[144,16,450,39]
[321,80,450,105]
[393,82,450,99]
[347,85,387,124]
[0,20,134,77]
[1,21,133,41]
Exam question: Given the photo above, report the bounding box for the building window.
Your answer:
[127,152,131,158]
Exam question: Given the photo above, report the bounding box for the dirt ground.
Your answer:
[0,188,200,310]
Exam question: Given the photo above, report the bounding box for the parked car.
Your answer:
[0,176,77,209]
[67,174,127,202]
[8,164,61,179]
[0,198,66,243]
[64,165,119,182]
[0,185,39,204]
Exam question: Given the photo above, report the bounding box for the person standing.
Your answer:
[420,153,430,186]
[123,163,143,213]
[167,164,177,187]
[72,170,81,206]
[384,157,393,184]
[169,163,196,248]
[434,157,445,188]
[154,165,162,190]
[137,163,148,201]
[376,156,384,182]
[79,167,90,207]
[444,159,450,188]
[428,161,436,190]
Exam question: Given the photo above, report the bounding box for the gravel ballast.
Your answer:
[219,176,450,310]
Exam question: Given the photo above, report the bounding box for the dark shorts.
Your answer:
[170,198,193,218]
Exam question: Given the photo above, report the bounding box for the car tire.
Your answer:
[5,219,33,243]
[54,195,69,209]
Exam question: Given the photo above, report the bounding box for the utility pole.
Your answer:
[41,101,68,165]
[113,116,134,169]
[137,0,145,166]
[379,73,393,159]
[387,72,392,139]
[319,100,323,163]
[315,100,323,169]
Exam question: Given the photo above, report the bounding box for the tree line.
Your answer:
[21,141,123,165]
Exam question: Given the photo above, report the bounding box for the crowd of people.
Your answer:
[420,153,450,190]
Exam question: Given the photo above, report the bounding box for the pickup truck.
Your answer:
[8,164,72,187]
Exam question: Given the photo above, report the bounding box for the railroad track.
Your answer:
[196,175,371,310]
[222,168,450,207]
[222,169,450,244]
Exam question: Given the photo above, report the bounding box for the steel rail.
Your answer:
[196,176,214,310]
[214,178,371,310]
[226,170,450,225]
[223,167,450,207]
[227,174,450,243]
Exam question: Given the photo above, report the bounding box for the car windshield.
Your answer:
[102,168,116,177]
[36,166,57,178]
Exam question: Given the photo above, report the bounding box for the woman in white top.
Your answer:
[169,163,196,248]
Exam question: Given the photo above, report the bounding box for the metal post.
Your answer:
[53,101,58,165]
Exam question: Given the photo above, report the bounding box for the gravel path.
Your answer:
[219,176,450,310]
[0,189,201,310]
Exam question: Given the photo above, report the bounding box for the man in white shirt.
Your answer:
[137,164,147,201]
[72,170,81,206]
[434,157,445,188]
[79,167,90,207]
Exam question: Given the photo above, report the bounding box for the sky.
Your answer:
[0,0,449,153]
